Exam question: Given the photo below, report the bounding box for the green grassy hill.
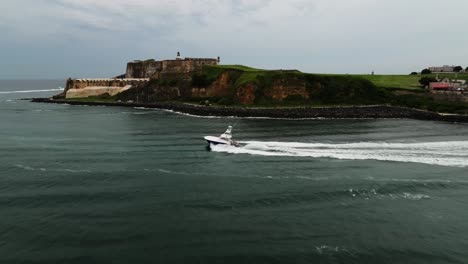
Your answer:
[356,73,468,90]
[196,65,468,113]
[358,75,422,90]
[111,65,468,114]
[210,66,468,91]
[196,65,389,106]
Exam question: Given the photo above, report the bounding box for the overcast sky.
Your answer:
[1,0,468,79]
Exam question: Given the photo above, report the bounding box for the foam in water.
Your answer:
[347,188,430,201]
[315,245,357,256]
[15,164,90,173]
[210,141,468,167]
[0,88,64,94]
[132,107,228,119]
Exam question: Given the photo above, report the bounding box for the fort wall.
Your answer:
[65,78,149,90]
[125,60,162,78]
[64,78,149,99]
[126,58,218,79]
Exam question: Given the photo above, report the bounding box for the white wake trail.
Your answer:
[211,141,468,167]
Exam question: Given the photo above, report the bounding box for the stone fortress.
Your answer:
[126,52,219,78]
[63,53,219,99]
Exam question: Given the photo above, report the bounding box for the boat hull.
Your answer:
[204,136,230,145]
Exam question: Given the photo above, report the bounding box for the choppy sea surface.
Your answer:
[1,80,468,264]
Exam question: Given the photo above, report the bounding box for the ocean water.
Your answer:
[1,80,468,264]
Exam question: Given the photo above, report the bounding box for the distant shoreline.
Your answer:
[30,98,468,123]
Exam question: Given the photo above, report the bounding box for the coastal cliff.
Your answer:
[117,65,389,107]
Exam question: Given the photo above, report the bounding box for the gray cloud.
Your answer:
[1,0,468,79]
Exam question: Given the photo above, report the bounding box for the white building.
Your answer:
[428,65,456,73]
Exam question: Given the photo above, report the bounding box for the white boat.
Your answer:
[204,126,240,147]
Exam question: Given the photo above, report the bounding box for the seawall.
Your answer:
[30,98,468,123]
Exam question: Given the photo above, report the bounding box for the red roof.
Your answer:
[430,82,450,90]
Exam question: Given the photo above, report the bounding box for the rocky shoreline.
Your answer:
[31,98,468,123]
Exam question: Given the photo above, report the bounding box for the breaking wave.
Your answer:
[0,88,64,94]
[211,140,468,167]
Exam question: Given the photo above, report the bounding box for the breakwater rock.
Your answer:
[31,98,468,123]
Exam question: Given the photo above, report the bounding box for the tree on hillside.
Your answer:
[454,66,463,72]
[191,73,211,87]
[419,77,437,86]
[421,69,432,74]
[410,72,418,75]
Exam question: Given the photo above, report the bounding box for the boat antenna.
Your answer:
[231,119,240,128]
